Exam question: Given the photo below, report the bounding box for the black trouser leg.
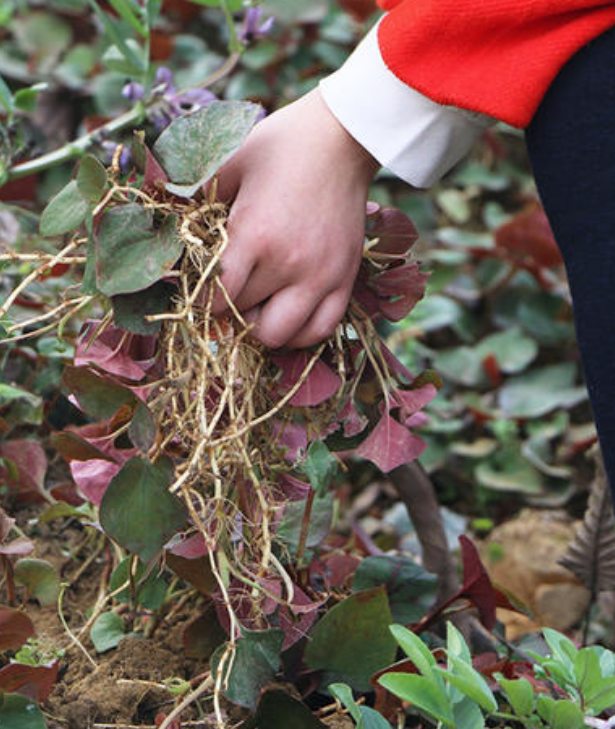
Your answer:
[526,25,615,495]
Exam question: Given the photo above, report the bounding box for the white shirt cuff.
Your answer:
[319,21,495,189]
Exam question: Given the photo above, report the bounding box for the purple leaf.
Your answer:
[0,440,47,501]
[70,459,123,506]
[277,473,311,501]
[274,353,341,407]
[339,399,368,438]
[273,421,308,462]
[169,533,208,559]
[0,538,34,557]
[75,321,156,381]
[392,384,438,419]
[356,412,426,473]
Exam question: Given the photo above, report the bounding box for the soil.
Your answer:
[2,506,209,729]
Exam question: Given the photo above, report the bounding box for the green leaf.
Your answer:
[446,622,472,664]
[90,611,126,653]
[81,227,98,295]
[452,697,485,729]
[255,689,327,729]
[212,629,284,710]
[329,684,362,724]
[389,624,436,678]
[186,0,242,9]
[305,587,397,692]
[0,384,43,427]
[356,707,394,729]
[154,101,262,198]
[0,694,46,728]
[40,180,89,236]
[62,366,137,420]
[276,492,333,551]
[108,556,168,610]
[95,204,184,296]
[100,457,187,563]
[477,327,538,374]
[498,364,587,419]
[261,0,327,23]
[112,281,174,335]
[574,647,603,696]
[536,695,556,724]
[329,684,393,729]
[14,559,60,606]
[301,440,338,494]
[434,656,497,713]
[549,700,585,729]
[86,0,146,72]
[13,11,72,57]
[543,628,578,665]
[352,555,436,624]
[378,673,454,727]
[107,0,147,37]
[128,401,157,452]
[102,41,146,76]
[77,155,107,202]
[583,676,615,715]
[497,677,534,717]
[14,83,48,113]
[474,445,544,494]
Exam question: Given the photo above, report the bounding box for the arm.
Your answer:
[215,0,615,350]
[377,0,615,126]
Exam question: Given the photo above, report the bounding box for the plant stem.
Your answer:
[8,106,143,181]
[6,50,241,181]
[219,0,242,53]
[295,488,316,568]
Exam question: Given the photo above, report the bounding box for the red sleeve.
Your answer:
[376,0,615,126]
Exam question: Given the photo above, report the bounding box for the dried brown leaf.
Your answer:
[560,450,615,592]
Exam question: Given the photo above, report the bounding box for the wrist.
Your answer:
[303,88,380,185]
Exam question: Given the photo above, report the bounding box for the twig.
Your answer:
[0,240,79,319]
[57,582,98,669]
[0,253,86,263]
[157,674,215,729]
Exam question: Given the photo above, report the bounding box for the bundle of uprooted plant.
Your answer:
[0,101,437,724]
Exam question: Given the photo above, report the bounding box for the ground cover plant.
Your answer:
[0,1,613,728]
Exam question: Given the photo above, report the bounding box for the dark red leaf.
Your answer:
[0,608,35,651]
[368,207,419,255]
[482,353,503,387]
[0,661,59,702]
[0,507,15,542]
[0,440,47,501]
[495,203,562,269]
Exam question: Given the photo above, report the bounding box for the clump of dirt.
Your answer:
[46,636,195,728]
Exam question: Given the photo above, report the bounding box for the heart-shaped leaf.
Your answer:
[95,204,184,296]
[100,457,187,562]
[154,101,262,198]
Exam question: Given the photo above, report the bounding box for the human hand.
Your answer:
[213,88,379,349]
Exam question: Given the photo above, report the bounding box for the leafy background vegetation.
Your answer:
[0,1,613,728]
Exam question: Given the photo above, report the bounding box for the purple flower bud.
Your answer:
[239,7,274,43]
[122,81,145,102]
[174,88,217,113]
[154,66,175,94]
